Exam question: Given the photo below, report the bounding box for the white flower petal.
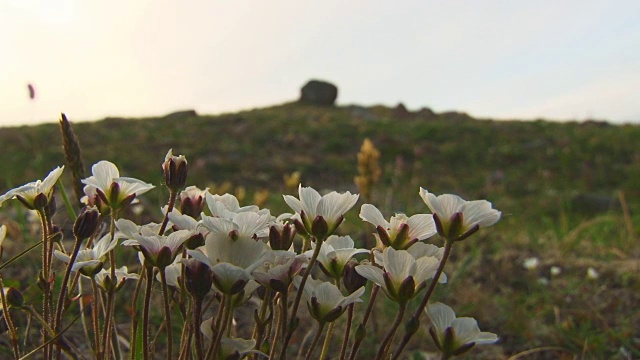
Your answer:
[384,248,415,285]
[298,186,322,219]
[355,265,385,288]
[406,214,436,240]
[462,200,501,228]
[359,204,389,228]
[426,302,456,334]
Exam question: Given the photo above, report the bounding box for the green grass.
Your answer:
[1,103,639,358]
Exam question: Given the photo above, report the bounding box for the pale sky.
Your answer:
[1,0,639,126]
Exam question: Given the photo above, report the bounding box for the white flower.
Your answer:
[206,192,269,220]
[0,166,64,209]
[167,208,200,232]
[427,302,498,356]
[122,229,192,268]
[252,250,307,292]
[295,276,365,323]
[304,235,368,280]
[360,203,436,249]
[54,233,118,276]
[550,266,562,276]
[116,218,164,238]
[356,247,442,304]
[523,257,540,271]
[192,212,271,270]
[82,161,154,209]
[419,188,501,241]
[93,266,139,292]
[283,185,358,237]
[209,262,251,295]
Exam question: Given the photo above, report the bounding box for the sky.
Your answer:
[1,0,639,126]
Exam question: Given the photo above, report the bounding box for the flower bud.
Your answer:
[376,225,392,247]
[184,233,205,250]
[179,187,206,218]
[269,224,296,251]
[163,149,188,192]
[45,193,57,217]
[33,192,50,211]
[73,206,100,239]
[343,259,367,294]
[311,216,328,239]
[185,259,213,300]
[292,218,309,238]
[155,247,174,269]
[447,212,463,240]
[5,287,24,308]
[397,276,416,303]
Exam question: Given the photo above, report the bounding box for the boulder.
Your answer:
[299,80,338,106]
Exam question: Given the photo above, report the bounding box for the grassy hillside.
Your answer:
[1,102,639,358]
[3,103,640,219]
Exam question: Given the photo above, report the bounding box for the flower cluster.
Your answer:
[0,154,501,360]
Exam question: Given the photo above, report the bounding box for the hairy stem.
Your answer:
[339,303,354,360]
[375,302,406,360]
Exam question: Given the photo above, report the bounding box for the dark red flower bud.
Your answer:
[73,206,100,239]
[311,216,328,239]
[185,259,213,300]
[343,259,367,294]
[162,150,188,191]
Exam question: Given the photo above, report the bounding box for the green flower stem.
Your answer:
[348,284,380,360]
[0,275,20,359]
[305,321,326,360]
[55,178,77,219]
[142,266,154,360]
[319,321,336,360]
[129,266,146,360]
[375,302,407,360]
[159,268,174,360]
[339,303,355,360]
[280,236,324,359]
[391,240,454,360]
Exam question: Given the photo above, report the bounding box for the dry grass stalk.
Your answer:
[58,113,86,206]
